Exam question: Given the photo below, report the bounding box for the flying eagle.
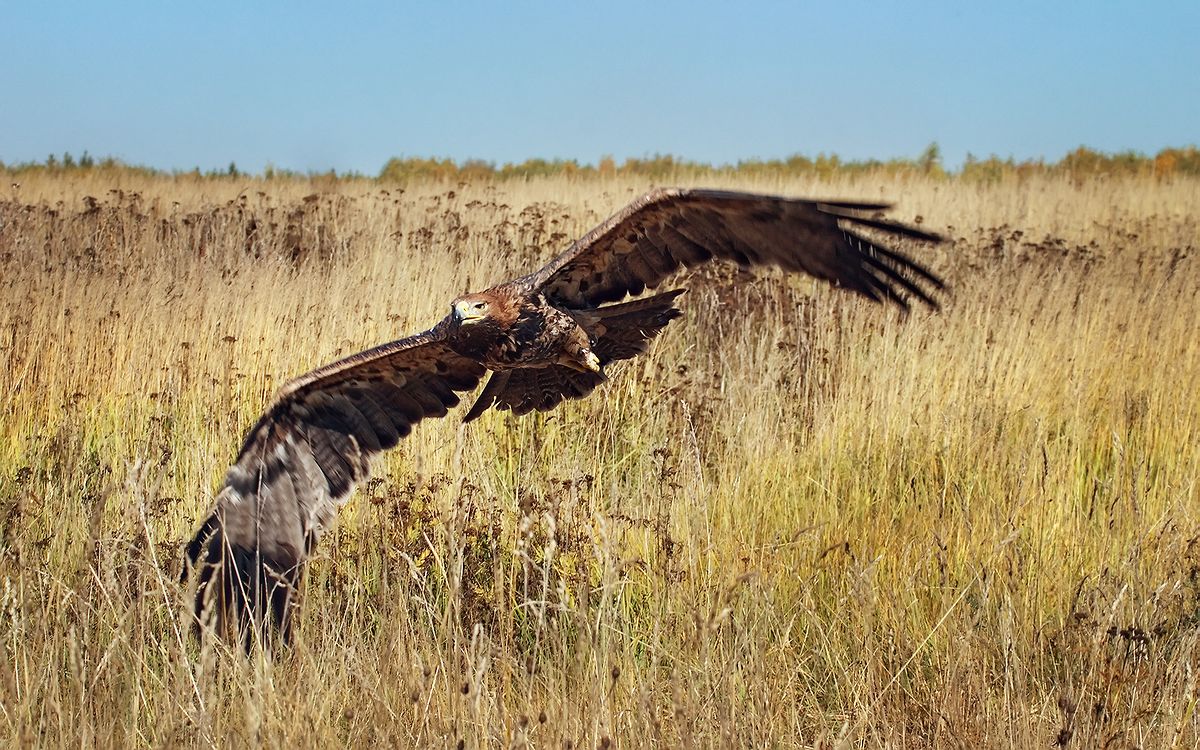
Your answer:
[182,188,945,647]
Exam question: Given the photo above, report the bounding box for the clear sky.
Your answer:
[2,1,1196,174]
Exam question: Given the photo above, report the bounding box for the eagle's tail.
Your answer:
[590,289,685,362]
[181,509,300,651]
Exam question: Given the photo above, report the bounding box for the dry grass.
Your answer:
[1,170,1198,748]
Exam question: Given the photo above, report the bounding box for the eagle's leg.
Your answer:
[560,346,602,374]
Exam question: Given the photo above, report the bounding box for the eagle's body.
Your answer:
[182,188,946,648]
[444,281,687,421]
[447,285,600,374]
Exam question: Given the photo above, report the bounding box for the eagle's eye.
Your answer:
[473,301,488,312]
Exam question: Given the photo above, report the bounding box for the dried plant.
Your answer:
[0,171,1197,747]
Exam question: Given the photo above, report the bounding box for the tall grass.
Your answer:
[1,172,1197,747]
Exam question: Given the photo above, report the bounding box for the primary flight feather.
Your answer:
[182,187,945,646]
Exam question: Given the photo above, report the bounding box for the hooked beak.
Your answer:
[453,299,486,324]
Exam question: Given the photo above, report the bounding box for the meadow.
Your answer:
[0,169,1197,748]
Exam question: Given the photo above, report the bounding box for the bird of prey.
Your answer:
[182,187,945,647]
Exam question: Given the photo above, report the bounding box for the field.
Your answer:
[1,170,1198,748]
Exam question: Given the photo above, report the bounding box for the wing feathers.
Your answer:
[856,245,939,309]
[533,188,944,309]
[462,371,512,424]
[654,227,710,269]
[183,325,486,644]
[817,204,944,243]
[422,377,463,409]
[406,384,450,418]
[842,228,946,289]
[371,381,427,426]
[814,199,894,211]
[307,424,358,497]
[505,366,606,416]
[346,390,401,450]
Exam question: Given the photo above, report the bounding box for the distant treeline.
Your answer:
[379,145,1200,183]
[4,144,1199,183]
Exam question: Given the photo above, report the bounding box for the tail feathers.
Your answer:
[463,370,511,423]
[182,512,301,651]
[590,289,684,362]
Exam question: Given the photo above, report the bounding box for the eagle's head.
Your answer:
[449,289,518,330]
[451,294,492,325]
[446,289,522,358]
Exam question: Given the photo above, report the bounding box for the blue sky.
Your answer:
[2,1,1196,174]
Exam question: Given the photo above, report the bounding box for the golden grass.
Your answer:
[1,171,1198,748]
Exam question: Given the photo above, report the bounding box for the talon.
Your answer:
[581,349,602,373]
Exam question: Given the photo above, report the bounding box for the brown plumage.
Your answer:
[182,187,945,648]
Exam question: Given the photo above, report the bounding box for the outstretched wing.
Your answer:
[529,188,945,310]
[182,319,485,645]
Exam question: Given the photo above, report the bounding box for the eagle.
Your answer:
[182,187,945,647]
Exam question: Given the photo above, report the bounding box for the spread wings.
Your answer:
[183,187,947,646]
[182,320,485,642]
[529,188,945,310]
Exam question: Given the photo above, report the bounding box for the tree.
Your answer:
[918,142,943,176]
